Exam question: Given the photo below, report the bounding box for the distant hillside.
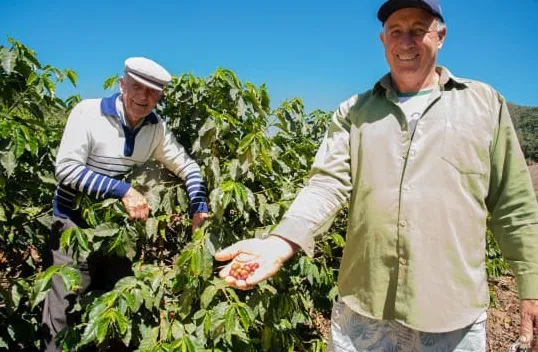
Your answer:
[508,103,538,163]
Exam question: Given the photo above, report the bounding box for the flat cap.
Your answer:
[124,57,172,91]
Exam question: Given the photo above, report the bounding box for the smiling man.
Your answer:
[42,57,209,352]
[214,0,538,351]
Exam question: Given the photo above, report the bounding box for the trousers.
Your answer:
[41,216,133,352]
[328,298,487,352]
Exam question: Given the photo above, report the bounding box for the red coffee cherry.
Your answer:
[229,261,259,280]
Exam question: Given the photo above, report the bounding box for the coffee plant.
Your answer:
[0,38,511,351]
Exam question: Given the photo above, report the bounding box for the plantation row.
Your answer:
[0,39,510,351]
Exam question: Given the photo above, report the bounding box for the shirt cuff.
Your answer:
[271,216,316,257]
[190,202,209,217]
[109,181,131,199]
[515,272,538,299]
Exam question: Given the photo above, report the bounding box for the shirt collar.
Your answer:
[100,93,159,127]
[373,66,469,96]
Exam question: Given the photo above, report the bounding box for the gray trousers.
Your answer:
[41,216,133,352]
[328,298,487,352]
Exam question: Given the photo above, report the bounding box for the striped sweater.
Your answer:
[53,93,208,224]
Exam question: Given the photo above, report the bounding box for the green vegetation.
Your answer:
[0,38,535,351]
[509,103,538,163]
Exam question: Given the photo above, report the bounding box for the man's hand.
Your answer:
[192,212,209,233]
[519,299,538,350]
[121,187,149,221]
[214,235,298,290]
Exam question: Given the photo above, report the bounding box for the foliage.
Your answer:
[1,38,535,351]
[509,103,538,163]
[0,38,80,350]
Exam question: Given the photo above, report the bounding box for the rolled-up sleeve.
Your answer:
[271,96,356,256]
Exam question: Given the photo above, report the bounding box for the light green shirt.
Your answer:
[272,66,538,332]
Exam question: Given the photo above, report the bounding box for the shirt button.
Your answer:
[400,257,407,265]
[403,185,411,191]
[399,220,407,227]
[409,149,416,157]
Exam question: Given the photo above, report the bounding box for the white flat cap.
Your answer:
[124,57,172,91]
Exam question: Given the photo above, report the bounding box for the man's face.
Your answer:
[119,76,162,123]
[380,8,446,86]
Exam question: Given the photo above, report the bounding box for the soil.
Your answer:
[487,275,522,352]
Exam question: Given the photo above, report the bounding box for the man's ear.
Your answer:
[118,77,125,94]
[438,27,447,49]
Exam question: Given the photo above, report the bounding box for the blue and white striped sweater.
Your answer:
[53,94,208,223]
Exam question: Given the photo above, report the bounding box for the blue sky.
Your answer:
[1,0,537,112]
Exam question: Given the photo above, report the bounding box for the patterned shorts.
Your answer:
[328,299,486,352]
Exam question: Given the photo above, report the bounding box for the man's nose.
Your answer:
[399,32,416,47]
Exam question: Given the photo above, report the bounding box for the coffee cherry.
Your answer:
[229,261,259,280]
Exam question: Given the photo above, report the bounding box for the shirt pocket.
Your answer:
[441,119,489,175]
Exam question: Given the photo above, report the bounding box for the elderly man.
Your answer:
[215,0,538,351]
[42,57,209,351]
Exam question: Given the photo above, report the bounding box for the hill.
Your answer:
[508,103,538,163]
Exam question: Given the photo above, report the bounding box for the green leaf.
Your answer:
[162,190,173,214]
[58,266,83,292]
[43,76,56,97]
[100,198,118,208]
[90,223,119,237]
[200,284,218,309]
[224,305,236,344]
[171,320,184,340]
[114,309,130,335]
[145,185,163,212]
[65,68,77,87]
[145,217,159,240]
[96,316,110,344]
[27,71,38,85]
[76,228,91,252]
[60,227,76,252]
[235,304,252,331]
[237,133,256,154]
[261,326,272,351]
[331,232,346,248]
[32,265,61,309]
[10,282,22,310]
[0,48,16,74]
[209,156,221,185]
[0,336,7,348]
[228,159,240,181]
[0,204,7,222]
[103,74,119,90]
[1,148,17,178]
[190,249,202,276]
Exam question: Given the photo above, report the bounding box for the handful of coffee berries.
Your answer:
[229,261,260,280]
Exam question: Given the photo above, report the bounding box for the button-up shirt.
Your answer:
[272,66,538,332]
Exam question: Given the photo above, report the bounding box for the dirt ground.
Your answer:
[487,275,522,352]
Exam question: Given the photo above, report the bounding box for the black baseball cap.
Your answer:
[377,0,444,23]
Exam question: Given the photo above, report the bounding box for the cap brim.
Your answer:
[377,1,443,23]
[126,72,164,91]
